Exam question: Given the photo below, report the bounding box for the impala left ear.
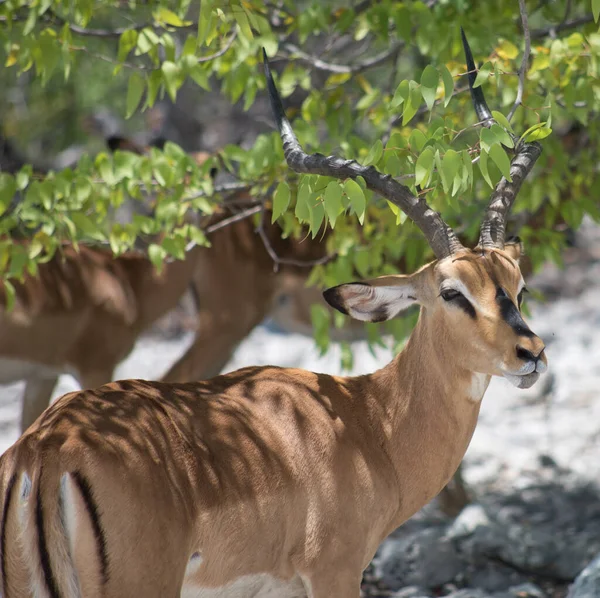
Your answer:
[503,236,524,263]
[323,275,419,323]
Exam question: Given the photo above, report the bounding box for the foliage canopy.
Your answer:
[0,0,598,357]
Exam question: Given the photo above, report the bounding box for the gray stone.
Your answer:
[567,552,600,598]
[492,582,547,597]
[444,590,492,598]
[374,527,464,590]
[464,561,528,592]
[389,587,432,598]
[446,505,491,540]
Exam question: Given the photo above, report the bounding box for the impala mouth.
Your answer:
[503,371,541,389]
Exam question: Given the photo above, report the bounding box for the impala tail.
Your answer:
[1,466,107,598]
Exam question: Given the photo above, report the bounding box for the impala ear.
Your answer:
[503,236,524,263]
[323,276,419,323]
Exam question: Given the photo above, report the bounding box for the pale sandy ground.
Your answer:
[1,222,599,493]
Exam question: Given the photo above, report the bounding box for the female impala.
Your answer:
[0,35,547,598]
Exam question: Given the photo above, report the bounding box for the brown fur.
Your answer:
[0,245,547,597]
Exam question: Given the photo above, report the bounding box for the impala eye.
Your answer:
[440,289,462,302]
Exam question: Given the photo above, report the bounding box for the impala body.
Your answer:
[0,33,548,598]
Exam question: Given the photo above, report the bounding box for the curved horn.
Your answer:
[263,50,464,261]
[461,29,543,249]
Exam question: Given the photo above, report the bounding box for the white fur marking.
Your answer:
[181,573,307,598]
[468,373,489,402]
[184,552,204,577]
[346,284,417,322]
[59,474,78,559]
[440,279,486,315]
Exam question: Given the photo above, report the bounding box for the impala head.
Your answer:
[324,239,547,389]
[263,29,547,391]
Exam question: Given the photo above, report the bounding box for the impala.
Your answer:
[0,33,548,598]
[0,141,324,434]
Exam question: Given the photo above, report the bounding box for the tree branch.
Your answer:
[256,209,334,272]
[530,14,595,39]
[281,41,403,75]
[507,0,532,122]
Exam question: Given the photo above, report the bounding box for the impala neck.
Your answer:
[363,308,489,524]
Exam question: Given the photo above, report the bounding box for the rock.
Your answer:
[464,561,528,592]
[444,589,492,598]
[389,587,432,598]
[567,552,600,597]
[373,527,464,590]
[446,504,491,540]
[492,582,547,597]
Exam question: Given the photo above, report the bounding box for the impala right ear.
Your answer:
[323,276,419,323]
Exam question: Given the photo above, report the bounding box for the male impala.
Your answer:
[0,34,547,597]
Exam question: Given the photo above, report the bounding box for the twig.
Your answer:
[257,209,334,272]
[507,0,532,122]
[530,14,594,39]
[197,30,237,63]
[282,41,403,75]
[204,204,263,235]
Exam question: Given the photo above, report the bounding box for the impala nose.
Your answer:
[516,344,547,373]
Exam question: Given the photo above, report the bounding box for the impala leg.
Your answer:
[79,368,115,391]
[21,375,59,431]
[437,463,472,517]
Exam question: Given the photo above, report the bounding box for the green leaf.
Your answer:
[523,126,552,142]
[136,28,159,55]
[161,61,182,101]
[440,65,454,107]
[473,61,492,88]
[311,303,331,355]
[491,110,514,134]
[415,147,434,187]
[198,0,214,46]
[2,280,15,312]
[310,200,325,237]
[145,70,163,108]
[391,79,410,109]
[496,39,519,60]
[441,150,461,193]
[71,212,102,238]
[154,7,186,27]
[324,181,344,226]
[148,243,167,272]
[490,123,514,148]
[271,181,291,222]
[488,144,512,181]
[126,72,145,118]
[420,65,439,111]
[344,179,366,224]
[478,148,493,188]
[118,30,138,62]
[295,180,312,223]
[363,140,383,166]
[594,0,600,22]
[480,127,497,152]
[233,5,254,41]
[190,65,211,90]
[403,85,421,125]
[0,175,17,217]
[462,150,474,189]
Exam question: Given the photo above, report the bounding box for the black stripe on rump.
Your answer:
[71,472,109,586]
[1,474,17,597]
[36,482,61,598]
